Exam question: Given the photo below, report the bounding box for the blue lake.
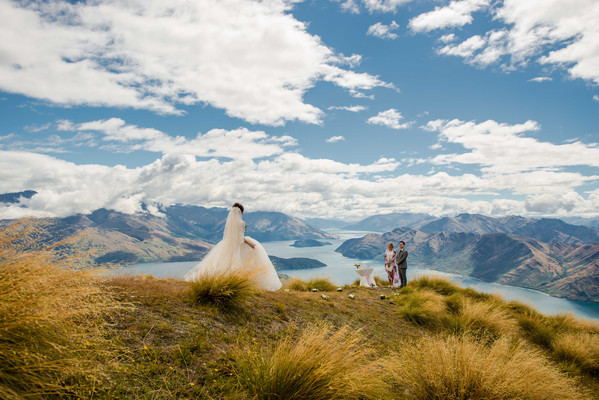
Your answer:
[126,229,599,322]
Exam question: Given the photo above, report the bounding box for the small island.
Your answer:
[269,256,326,270]
[290,239,332,248]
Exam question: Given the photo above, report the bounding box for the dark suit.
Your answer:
[397,249,408,288]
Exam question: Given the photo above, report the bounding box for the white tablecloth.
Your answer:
[356,267,377,288]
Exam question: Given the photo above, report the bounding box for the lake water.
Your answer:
[125,229,599,322]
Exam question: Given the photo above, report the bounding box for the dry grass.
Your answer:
[285,277,337,292]
[386,335,586,400]
[396,289,447,327]
[410,274,460,295]
[448,297,518,340]
[0,220,118,399]
[553,332,599,376]
[187,266,256,309]
[233,325,386,400]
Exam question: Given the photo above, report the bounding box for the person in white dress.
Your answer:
[184,203,282,291]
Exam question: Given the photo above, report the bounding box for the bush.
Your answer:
[553,332,599,376]
[187,267,255,309]
[0,220,117,399]
[386,335,585,400]
[233,325,386,400]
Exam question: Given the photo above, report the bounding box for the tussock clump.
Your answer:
[396,289,447,327]
[187,267,255,309]
[306,277,337,292]
[286,277,309,291]
[553,332,599,376]
[287,277,337,292]
[449,297,518,340]
[409,275,460,295]
[0,220,117,399]
[386,335,586,400]
[233,325,386,400]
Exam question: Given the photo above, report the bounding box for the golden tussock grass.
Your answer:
[385,335,586,400]
[187,266,256,309]
[0,220,118,399]
[232,324,386,400]
[448,297,518,340]
[409,274,461,295]
[285,277,337,292]
[396,288,447,327]
[553,331,599,376]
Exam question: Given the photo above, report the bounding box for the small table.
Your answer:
[356,267,377,288]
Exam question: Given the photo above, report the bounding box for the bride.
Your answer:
[184,203,282,291]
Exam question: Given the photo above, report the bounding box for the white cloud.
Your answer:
[425,0,599,85]
[437,35,486,59]
[362,0,413,13]
[326,136,345,143]
[593,95,599,102]
[2,143,598,219]
[349,90,376,100]
[528,76,553,83]
[337,0,361,14]
[61,118,296,160]
[367,109,412,129]
[425,119,599,174]
[328,105,368,112]
[409,0,490,33]
[438,33,457,43]
[367,21,400,39]
[0,0,391,126]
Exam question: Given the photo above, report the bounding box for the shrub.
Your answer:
[187,267,255,309]
[0,220,117,399]
[553,332,599,376]
[386,335,585,400]
[233,325,386,400]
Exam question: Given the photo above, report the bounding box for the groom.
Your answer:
[397,241,408,288]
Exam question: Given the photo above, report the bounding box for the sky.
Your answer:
[0,0,598,221]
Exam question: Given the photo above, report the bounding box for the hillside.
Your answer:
[2,221,599,399]
[336,227,599,302]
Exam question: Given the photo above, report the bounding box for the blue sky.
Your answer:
[0,0,598,220]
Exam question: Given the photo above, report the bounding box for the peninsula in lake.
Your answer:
[290,239,332,248]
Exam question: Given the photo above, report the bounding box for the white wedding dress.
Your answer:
[184,206,282,291]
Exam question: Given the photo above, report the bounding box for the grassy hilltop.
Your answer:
[2,221,599,400]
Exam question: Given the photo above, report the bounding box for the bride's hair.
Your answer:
[232,202,244,214]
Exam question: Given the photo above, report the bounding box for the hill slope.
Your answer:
[336,227,599,302]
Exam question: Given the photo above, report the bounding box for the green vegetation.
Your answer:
[2,222,599,399]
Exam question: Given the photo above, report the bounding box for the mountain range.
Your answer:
[0,197,335,264]
[336,227,599,302]
[2,191,598,301]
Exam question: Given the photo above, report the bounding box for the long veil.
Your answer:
[184,205,281,291]
[184,207,244,280]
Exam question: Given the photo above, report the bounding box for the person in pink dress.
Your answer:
[384,242,400,287]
